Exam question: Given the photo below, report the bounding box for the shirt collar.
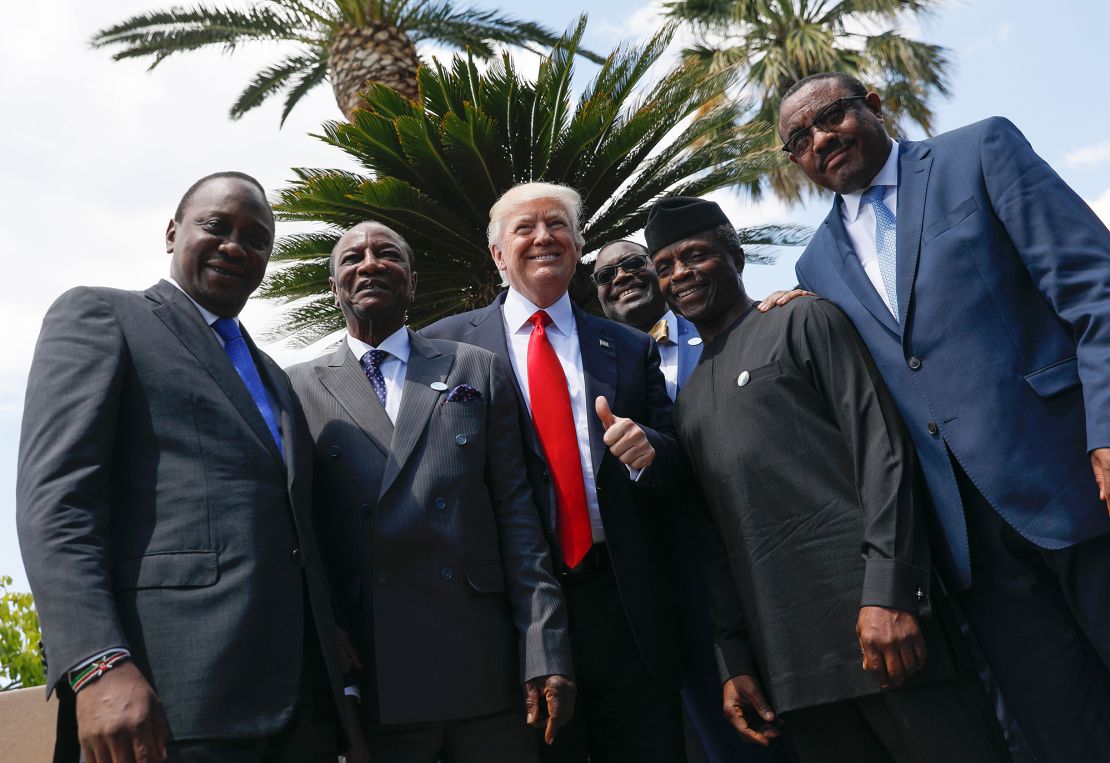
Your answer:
[841,139,899,222]
[503,288,575,337]
[346,325,411,364]
[168,277,235,328]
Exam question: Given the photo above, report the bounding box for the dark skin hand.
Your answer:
[524,674,577,744]
[76,661,169,763]
[335,626,364,674]
[856,605,926,689]
[722,675,781,746]
[1089,447,1110,516]
[341,696,371,763]
[756,288,814,312]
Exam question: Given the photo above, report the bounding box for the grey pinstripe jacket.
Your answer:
[288,330,572,725]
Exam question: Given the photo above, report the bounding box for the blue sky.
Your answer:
[2,0,1108,589]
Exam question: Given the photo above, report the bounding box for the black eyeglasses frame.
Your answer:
[781,95,868,157]
[591,253,651,286]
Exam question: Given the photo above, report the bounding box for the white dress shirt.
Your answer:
[168,277,238,346]
[501,288,614,543]
[840,140,900,315]
[655,310,680,401]
[346,327,410,424]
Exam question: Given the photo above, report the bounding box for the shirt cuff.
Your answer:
[344,685,361,702]
[626,464,644,481]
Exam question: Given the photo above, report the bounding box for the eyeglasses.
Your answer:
[782,95,867,157]
[591,253,650,286]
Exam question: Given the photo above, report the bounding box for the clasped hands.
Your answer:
[723,605,925,746]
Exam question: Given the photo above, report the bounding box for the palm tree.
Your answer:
[91,0,602,125]
[665,0,951,201]
[259,17,805,345]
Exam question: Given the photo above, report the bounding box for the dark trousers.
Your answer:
[539,545,685,763]
[784,671,1011,763]
[366,705,536,762]
[952,464,1110,763]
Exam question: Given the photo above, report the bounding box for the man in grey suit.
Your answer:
[16,172,345,762]
[647,196,1009,762]
[288,221,575,762]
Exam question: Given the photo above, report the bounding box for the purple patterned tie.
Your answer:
[359,349,390,408]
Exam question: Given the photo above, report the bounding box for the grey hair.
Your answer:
[713,224,745,272]
[487,182,586,249]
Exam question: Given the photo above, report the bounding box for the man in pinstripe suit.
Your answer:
[288,221,575,762]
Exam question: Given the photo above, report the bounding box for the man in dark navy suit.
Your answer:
[782,71,1110,763]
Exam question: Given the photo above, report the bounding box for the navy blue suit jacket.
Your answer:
[422,293,685,686]
[674,312,702,392]
[796,117,1110,589]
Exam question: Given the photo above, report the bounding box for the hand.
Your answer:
[1090,448,1110,516]
[856,605,926,689]
[341,696,370,763]
[722,675,780,746]
[75,661,169,763]
[595,397,655,470]
[524,674,577,745]
[756,288,814,312]
[336,626,364,674]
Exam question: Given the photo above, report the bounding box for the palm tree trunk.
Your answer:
[328,22,421,119]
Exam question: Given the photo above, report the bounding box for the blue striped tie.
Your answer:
[862,185,899,320]
[211,318,283,454]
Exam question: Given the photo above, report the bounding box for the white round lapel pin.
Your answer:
[737,371,750,387]
[688,337,703,346]
[430,382,448,391]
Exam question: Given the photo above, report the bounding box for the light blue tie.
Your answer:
[862,185,899,320]
[211,318,284,454]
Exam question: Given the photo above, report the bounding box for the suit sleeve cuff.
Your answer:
[714,638,759,684]
[860,558,931,615]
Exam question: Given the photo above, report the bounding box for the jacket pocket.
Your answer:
[923,196,980,242]
[111,550,218,591]
[1024,356,1080,398]
[464,561,506,593]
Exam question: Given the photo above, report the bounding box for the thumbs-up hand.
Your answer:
[595,396,656,470]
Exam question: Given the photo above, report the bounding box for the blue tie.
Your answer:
[862,185,899,320]
[211,318,283,454]
[359,349,390,409]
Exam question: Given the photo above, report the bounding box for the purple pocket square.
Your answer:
[445,384,483,403]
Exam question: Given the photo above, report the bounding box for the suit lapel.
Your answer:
[149,280,284,466]
[675,315,702,393]
[895,141,934,332]
[469,294,546,462]
[318,341,393,458]
[380,330,454,498]
[575,307,617,480]
[820,205,901,337]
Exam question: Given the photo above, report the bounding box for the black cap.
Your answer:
[644,196,731,254]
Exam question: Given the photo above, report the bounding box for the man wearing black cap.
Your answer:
[645,196,1010,762]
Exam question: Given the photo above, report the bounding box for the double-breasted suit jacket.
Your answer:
[16,280,344,741]
[288,331,572,726]
[796,118,1110,588]
[422,294,686,688]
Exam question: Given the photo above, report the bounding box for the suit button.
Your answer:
[291,547,303,565]
[927,421,939,435]
[375,570,388,583]
[360,503,372,516]
[908,357,922,370]
[440,567,455,581]
[541,470,551,483]
[329,445,341,458]
[434,497,447,510]
[455,434,468,445]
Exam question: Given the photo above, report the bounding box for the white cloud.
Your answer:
[1088,188,1110,229]
[1064,139,1110,169]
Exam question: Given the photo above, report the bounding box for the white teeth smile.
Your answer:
[530,254,559,261]
[676,284,704,298]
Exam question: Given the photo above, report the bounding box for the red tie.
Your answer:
[527,310,592,568]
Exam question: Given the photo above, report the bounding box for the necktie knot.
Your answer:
[529,310,552,330]
[360,349,390,374]
[211,317,242,343]
[862,185,887,208]
[649,317,670,344]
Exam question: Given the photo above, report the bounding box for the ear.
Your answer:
[490,243,507,272]
[165,219,177,253]
[328,276,339,307]
[788,153,800,166]
[865,91,884,121]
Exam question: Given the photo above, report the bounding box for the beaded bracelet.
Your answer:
[70,650,130,693]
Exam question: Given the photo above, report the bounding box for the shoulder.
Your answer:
[421,307,484,340]
[426,335,497,364]
[286,345,339,382]
[921,117,1026,155]
[47,285,140,314]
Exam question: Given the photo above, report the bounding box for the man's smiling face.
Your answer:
[491,197,582,308]
[594,241,666,331]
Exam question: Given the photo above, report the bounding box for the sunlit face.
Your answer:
[491,198,582,308]
[166,177,274,318]
[778,79,891,195]
[594,242,665,330]
[329,222,415,331]
[652,231,741,326]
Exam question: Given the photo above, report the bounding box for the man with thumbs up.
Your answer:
[423,182,688,762]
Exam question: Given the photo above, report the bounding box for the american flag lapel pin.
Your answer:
[599,338,610,348]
